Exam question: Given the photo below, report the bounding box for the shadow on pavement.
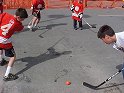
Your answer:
[96,83,124,90]
[83,24,97,30]
[16,47,72,75]
[45,23,67,30]
[15,23,67,34]
[48,14,69,18]
[41,14,70,23]
[38,23,67,38]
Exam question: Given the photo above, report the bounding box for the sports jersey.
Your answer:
[113,31,124,52]
[71,1,84,21]
[0,13,24,49]
[32,0,45,15]
[32,0,45,10]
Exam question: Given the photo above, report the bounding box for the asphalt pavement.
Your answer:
[0,8,124,93]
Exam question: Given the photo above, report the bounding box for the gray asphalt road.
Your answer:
[0,8,124,93]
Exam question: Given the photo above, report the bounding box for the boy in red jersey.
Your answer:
[28,0,45,31]
[0,0,3,14]
[0,8,28,81]
[70,0,84,30]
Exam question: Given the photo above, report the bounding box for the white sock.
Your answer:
[34,23,38,27]
[4,66,11,77]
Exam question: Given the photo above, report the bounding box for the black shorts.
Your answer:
[32,11,41,19]
[0,47,15,57]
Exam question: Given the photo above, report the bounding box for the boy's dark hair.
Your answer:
[97,25,115,39]
[15,8,28,18]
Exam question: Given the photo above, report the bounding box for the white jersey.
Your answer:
[113,31,124,52]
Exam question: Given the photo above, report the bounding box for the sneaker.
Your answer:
[30,28,33,31]
[0,59,8,66]
[33,25,39,28]
[27,25,33,31]
[3,73,18,81]
[79,27,83,30]
[74,27,77,30]
[27,25,31,29]
[37,26,40,28]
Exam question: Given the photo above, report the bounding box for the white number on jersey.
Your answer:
[1,19,14,36]
[75,6,79,11]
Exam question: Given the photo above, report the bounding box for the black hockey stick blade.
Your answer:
[83,68,124,90]
[83,82,98,89]
[91,25,96,28]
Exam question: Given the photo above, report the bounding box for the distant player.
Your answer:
[0,0,3,14]
[0,8,28,81]
[28,0,45,31]
[70,0,84,30]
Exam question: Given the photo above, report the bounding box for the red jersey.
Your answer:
[71,1,84,21]
[32,0,45,14]
[0,13,24,49]
[32,0,45,10]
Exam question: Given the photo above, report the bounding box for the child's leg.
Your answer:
[79,19,83,29]
[73,19,77,30]
[28,16,37,28]
[4,56,15,76]
[28,11,39,29]
[0,49,3,61]
[4,47,17,80]
[0,49,8,66]
[34,12,41,27]
[34,18,40,27]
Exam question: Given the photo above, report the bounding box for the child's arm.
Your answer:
[70,4,74,12]
[15,25,24,32]
[78,12,83,19]
[78,5,84,19]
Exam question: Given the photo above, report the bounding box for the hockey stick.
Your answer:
[83,67,124,89]
[82,18,96,28]
[122,64,124,78]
